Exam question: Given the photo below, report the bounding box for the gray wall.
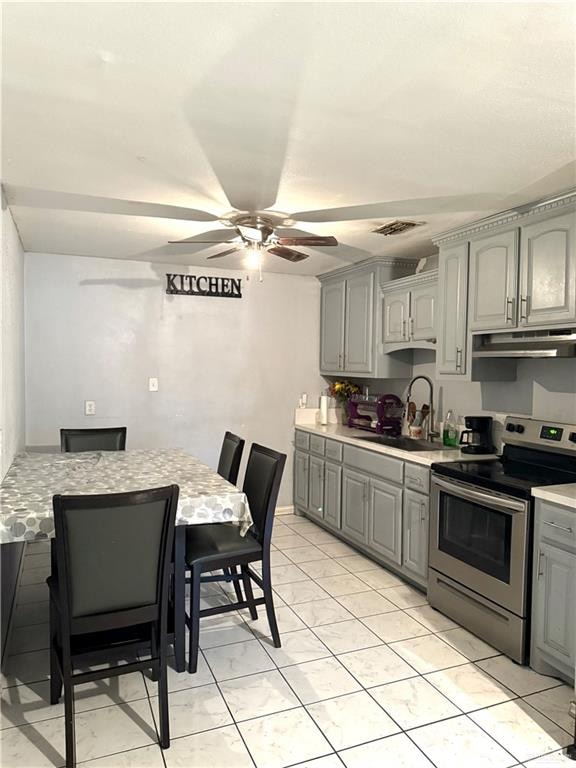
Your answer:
[25,252,325,505]
[1,203,26,661]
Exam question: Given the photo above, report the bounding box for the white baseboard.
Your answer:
[276,506,294,516]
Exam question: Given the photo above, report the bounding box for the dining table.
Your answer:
[0,448,253,672]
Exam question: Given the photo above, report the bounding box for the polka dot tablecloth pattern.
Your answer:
[0,449,253,544]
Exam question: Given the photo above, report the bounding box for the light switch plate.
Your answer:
[148,377,159,392]
[84,400,96,416]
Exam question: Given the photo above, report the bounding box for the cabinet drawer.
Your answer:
[343,445,403,485]
[309,435,326,456]
[537,501,576,550]
[325,439,343,462]
[404,463,430,494]
[295,431,310,451]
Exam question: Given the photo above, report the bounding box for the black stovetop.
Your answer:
[432,445,576,500]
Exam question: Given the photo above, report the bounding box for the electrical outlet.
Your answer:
[84,400,96,416]
[148,377,159,392]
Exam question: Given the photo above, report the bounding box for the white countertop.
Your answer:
[294,422,498,467]
[532,484,576,510]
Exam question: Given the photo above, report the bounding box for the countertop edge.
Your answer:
[532,484,576,510]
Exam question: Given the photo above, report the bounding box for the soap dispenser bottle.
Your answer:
[443,410,458,447]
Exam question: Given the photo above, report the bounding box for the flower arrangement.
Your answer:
[327,380,361,404]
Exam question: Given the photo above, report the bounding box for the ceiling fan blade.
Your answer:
[4,185,219,222]
[168,228,236,244]
[184,17,307,212]
[206,248,239,260]
[276,235,338,247]
[291,193,507,223]
[268,246,309,263]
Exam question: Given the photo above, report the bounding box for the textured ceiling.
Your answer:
[2,2,575,275]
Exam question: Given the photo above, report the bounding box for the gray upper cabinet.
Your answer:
[520,211,576,327]
[368,478,402,565]
[383,289,409,344]
[437,243,469,375]
[320,279,346,372]
[323,461,342,531]
[469,229,519,331]
[410,283,437,341]
[344,271,374,373]
[293,450,309,510]
[308,455,325,521]
[403,490,429,579]
[341,467,369,546]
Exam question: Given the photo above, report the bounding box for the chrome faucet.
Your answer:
[405,375,440,442]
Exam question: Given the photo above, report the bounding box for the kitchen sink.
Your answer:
[357,435,454,452]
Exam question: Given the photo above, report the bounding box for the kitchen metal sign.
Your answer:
[166,273,242,298]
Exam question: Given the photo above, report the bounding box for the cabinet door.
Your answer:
[534,543,575,668]
[320,280,346,372]
[324,461,342,530]
[437,243,469,375]
[403,490,429,579]
[308,456,325,522]
[383,290,409,344]
[344,272,374,373]
[520,211,576,327]
[341,468,369,545]
[368,478,402,564]
[410,284,437,341]
[293,451,309,510]
[469,229,519,331]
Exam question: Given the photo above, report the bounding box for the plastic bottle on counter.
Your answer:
[443,410,459,447]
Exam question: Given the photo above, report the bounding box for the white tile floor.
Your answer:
[1,515,574,768]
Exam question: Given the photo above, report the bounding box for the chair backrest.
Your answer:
[242,444,286,546]
[217,431,245,485]
[60,427,127,453]
[52,485,179,635]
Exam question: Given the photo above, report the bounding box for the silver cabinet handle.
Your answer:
[410,317,415,340]
[402,319,407,340]
[537,549,545,579]
[342,352,346,370]
[544,520,573,534]
[420,501,427,522]
[506,297,515,323]
[338,352,342,370]
[520,295,528,322]
[456,347,463,371]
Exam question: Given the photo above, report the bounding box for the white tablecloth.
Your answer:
[0,449,253,544]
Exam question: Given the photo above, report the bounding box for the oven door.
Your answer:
[430,475,530,617]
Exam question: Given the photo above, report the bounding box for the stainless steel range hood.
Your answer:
[472,329,576,358]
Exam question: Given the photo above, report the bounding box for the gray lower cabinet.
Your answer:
[294,450,309,510]
[468,229,519,331]
[403,490,429,579]
[534,542,575,672]
[308,455,324,521]
[323,461,342,530]
[520,211,576,327]
[437,243,469,375]
[368,479,402,565]
[341,468,369,546]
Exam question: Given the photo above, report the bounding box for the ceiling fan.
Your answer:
[168,212,338,263]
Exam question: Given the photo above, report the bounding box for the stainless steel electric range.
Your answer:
[429,416,576,664]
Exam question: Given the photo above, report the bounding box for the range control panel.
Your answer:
[504,417,576,453]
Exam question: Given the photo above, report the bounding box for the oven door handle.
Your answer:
[432,477,527,514]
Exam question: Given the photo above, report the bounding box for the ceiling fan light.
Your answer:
[243,247,261,270]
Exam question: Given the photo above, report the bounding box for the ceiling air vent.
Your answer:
[372,220,425,236]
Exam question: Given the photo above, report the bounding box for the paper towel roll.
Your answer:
[319,395,329,425]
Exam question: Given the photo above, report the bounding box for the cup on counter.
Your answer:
[409,425,424,439]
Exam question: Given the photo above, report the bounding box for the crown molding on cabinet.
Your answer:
[380,268,438,293]
[317,255,417,282]
[432,188,576,246]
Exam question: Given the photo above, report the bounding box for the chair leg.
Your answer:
[261,558,281,648]
[157,626,170,749]
[63,679,76,768]
[241,566,258,620]
[173,527,186,673]
[229,565,244,603]
[150,625,159,683]
[187,565,201,674]
[49,599,62,705]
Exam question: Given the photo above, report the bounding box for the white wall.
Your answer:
[25,252,325,505]
[1,203,26,478]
